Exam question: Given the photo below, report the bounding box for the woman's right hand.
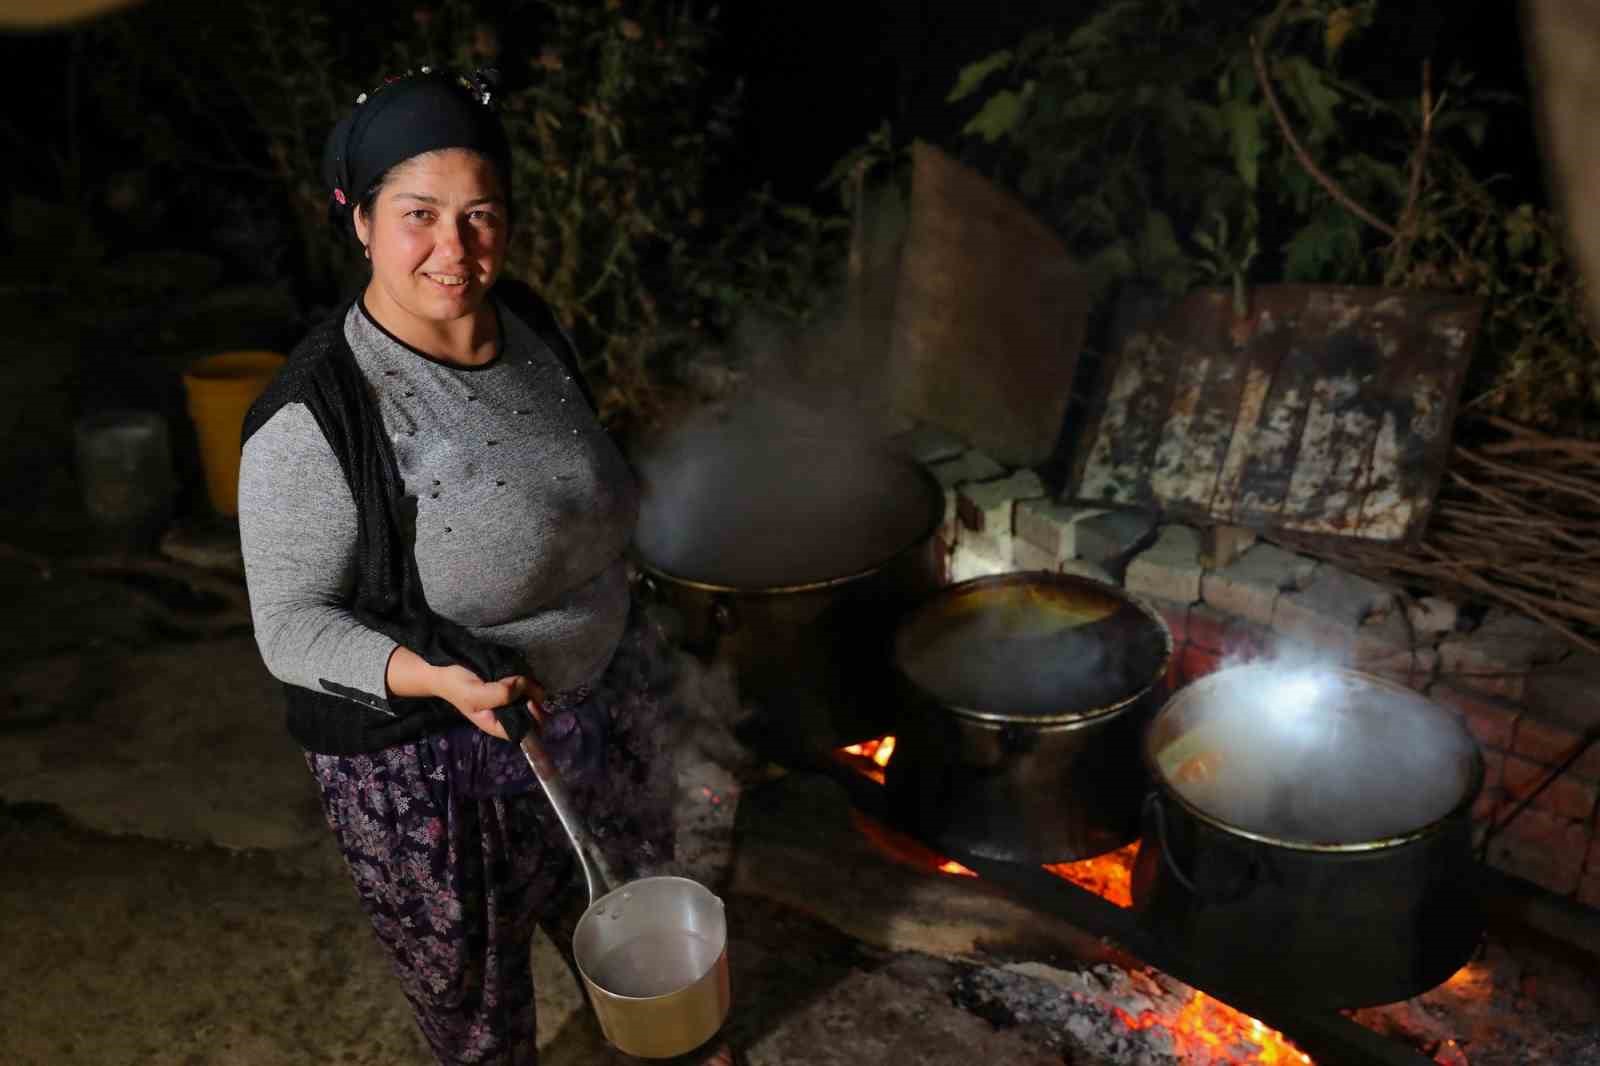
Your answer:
[432,665,545,740]
[385,647,546,740]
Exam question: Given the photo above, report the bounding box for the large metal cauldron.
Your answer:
[633,435,944,754]
[884,572,1173,864]
[1133,665,1485,1009]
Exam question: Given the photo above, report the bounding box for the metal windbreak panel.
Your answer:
[1069,285,1483,544]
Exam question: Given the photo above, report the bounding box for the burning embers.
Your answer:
[838,736,1312,1064]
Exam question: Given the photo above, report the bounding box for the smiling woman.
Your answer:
[232,68,726,1066]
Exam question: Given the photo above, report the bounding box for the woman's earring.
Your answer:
[363,245,371,260]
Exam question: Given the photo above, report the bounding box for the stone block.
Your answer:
[893,424,966,465]
[928,450,1006,491]
[1014,500,1106,561]
[1502,754,1600,823]
[1513,709,1600,783]
[881,409,919,437]
[1482,807,1590,896]
[1351,606,1415,662]
[1059,558,1116,586]
[1272,567,1397,658]
[1427,681,1521,753]
[958,470,1046,535]
[1201,525,1257,569]
[1406,596,1461,639]
[949,541,1011,584]
[1437,609,1568,701]
[1123,524,1204,605]
[1358,646,1437,691]
[1010,538,1059,574]
[1200,544,1320,626]
[1075,509,1159,568]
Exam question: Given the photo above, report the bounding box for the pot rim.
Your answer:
[1142,666,1487,853]
[632,457,943,595]
[573,875,729,1003]
[892,571,1175,726]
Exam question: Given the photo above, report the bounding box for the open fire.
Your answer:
[839,736,1313,1065]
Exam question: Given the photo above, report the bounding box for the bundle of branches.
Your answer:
[1276,416,1600,654]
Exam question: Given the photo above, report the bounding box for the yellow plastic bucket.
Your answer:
[182,350,286,516]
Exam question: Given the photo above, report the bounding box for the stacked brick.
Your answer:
[896,427,1600,912]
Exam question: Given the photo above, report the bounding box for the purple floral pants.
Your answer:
[305,610,679,1065]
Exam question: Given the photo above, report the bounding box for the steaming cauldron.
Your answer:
[1133,665,1485,1009]
[884,573,1173,863]
[633,432,944,754]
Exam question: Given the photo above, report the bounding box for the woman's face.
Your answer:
[353,148,508,328]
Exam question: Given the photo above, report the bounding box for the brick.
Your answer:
[1472,785,1505,829]
[928,450,1005,490]
[1201,524,1257,569]
[893,424,966,465]
[1272,567,1397,658]
[1014,500,1106,560]
[1180,644,1222,684]
[1502,755,1600,823]
[1406,595,1461,640]
[1437,609,1568,700]
[1186,604,1230,654]
[1199,543,1320,626]
[1526,652,1600,738]
[1482,807,1590,896]
[1512,710,1600,784]
[1427,681,1520,753]
[1075,509,1158,568]
[1123,524,1204,605]
[958,470,1045,535]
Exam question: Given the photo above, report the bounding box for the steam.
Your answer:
[631,231,935,588]
[1154,656,1480,846]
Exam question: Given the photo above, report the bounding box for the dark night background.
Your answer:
[0,2,1546,242]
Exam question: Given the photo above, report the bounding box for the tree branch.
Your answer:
[1249,30,1398,239]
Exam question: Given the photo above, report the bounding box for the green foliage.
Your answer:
[75,0,846,424]
[943,0,1600,434]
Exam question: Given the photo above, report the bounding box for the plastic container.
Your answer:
[74,409,176,548]
[181,350,285,515]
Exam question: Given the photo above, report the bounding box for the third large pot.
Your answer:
[1132,665,1485,1009]
[884,572,1174,864]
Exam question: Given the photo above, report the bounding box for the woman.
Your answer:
[238,69,726,1065]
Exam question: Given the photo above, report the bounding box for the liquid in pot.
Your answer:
[587,929,723,999]
[1152,667,1481,846]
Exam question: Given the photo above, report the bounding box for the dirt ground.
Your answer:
[0,419,1075,1066]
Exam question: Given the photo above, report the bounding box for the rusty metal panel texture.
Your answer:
[887,142,1090,468]
[1069,286,1484,544]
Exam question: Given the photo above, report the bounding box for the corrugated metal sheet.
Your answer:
[1069,286,1484,544]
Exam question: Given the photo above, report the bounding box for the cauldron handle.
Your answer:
[1143,792,1256,905]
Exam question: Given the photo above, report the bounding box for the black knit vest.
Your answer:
[240,281,596,755]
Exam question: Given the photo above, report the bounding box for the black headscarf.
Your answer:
[321,67,512,228]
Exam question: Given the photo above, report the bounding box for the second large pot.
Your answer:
[884,572,1174,864]
[1132,665,1486,1009]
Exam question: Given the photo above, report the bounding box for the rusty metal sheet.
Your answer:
[1067,285,1485,544]
[887,142,1090,468]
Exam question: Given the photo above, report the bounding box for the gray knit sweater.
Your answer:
[238,299,638,705]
